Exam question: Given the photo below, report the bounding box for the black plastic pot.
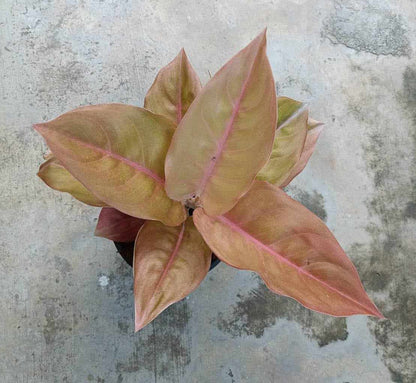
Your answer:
[114,242,221,271]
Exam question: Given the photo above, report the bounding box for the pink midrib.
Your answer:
[151,222,186,296]
[196,47,260,197]
[36,125,165,186]
[135,222,186,328]
[216,215,381,317]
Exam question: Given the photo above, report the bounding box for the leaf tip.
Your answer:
[134,313,150,332]
[258,28,267,43]
[358,295,384,319]
[248,28,267,49]
[308,118,325,130]
[33,123,45,133]
[176,47,188,62]
[369,305,385,319]
[258,28,268,44]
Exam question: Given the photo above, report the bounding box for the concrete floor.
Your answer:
[1,0,415,382]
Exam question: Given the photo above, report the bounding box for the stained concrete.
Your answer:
[0,0,415,382]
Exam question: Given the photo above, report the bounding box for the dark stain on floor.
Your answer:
[228,368,236,383]
[217,67,416,377]
[217,275,347,347]
[87,374,105,383]
[286,186,328,221]
[115,288,191,381]
[116,301,191,379]
[104,258,192,381]
[43,302,73,345]
[347,65,416,383]
[217,187,344,346]
[322,0,411,57]
[148,301,191,379]
[403,201,416,220]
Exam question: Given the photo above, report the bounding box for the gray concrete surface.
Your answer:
[1,0,415,382]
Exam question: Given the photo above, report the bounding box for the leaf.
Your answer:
[34,104,187,226]
[307,117,324,130]
[144,49,202,123]
[256,96,324,187]
[134,217,211,330]
[194,181,383,318]
[165,30,277,215]
[276,96,303,127]
[280,119,324,187]
[95,207,145,242]
[37,156,106,207]
[256,101,309,186]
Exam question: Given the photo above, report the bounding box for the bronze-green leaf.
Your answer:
[144,49,202,124]
[280,118,324,187]
[276,96,303,127]
[256,101,309,186]
[34,104,187,226]
[165,30,276,215]
[38,156,106,207]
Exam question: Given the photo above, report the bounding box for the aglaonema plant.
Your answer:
[35,30,383,331]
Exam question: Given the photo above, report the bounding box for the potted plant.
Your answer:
[35,30,383,331]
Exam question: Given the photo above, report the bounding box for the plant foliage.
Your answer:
[35,30,382,331]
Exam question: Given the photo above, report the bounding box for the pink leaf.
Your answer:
[95,207,145,242]
[165,30,276,215]
[194,180,383,318]
[34,104,186,226]
[134,218,211,330]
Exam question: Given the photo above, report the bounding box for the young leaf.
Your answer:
[165,30,276,215]
[256,103,309,186]
[95,207,145,242]
[280,119,324,187]
[34,104,186,226]
[38,156,106,207]
[134,217,211,331]
[144,49,202,123]
[194,181,382,318]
